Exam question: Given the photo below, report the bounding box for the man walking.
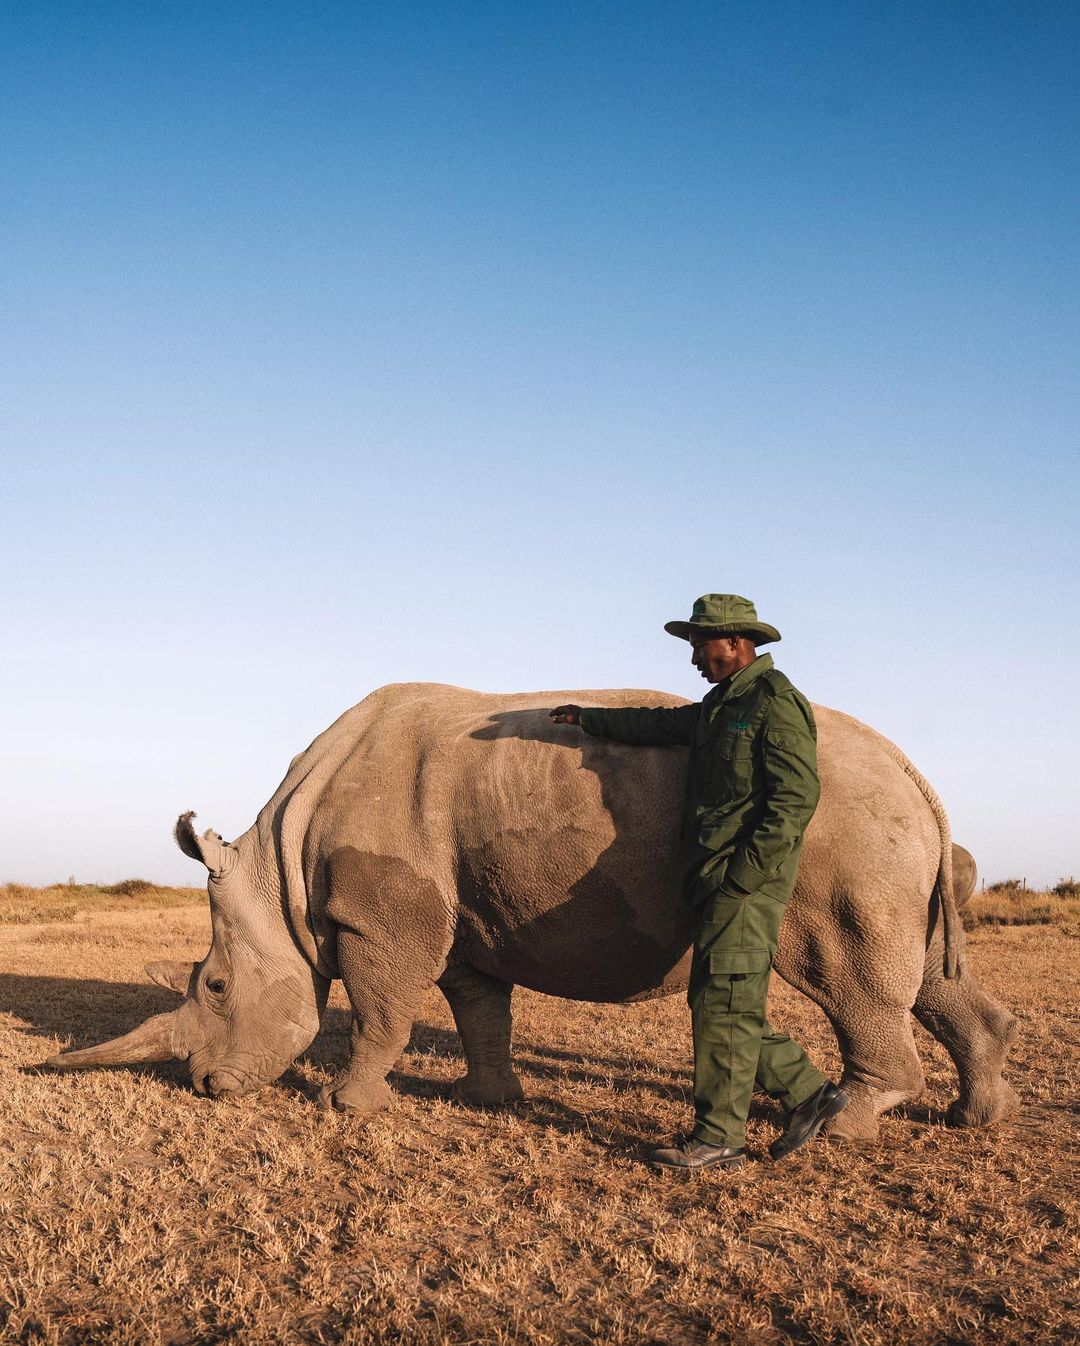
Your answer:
[549,594,847,1170]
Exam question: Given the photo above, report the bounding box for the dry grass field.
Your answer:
[1,883,1077,1345]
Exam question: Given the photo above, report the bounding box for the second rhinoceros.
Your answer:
[49,683,1019,1140]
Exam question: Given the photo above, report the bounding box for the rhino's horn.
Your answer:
[145,960,196,995]
[46,1010,181,1070]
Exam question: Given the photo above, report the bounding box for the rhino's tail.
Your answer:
[928,799,963,980]
[875,737,964,980]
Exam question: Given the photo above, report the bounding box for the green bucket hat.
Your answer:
[664,594,782,646]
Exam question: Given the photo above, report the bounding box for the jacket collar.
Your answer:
[704,652,774,710]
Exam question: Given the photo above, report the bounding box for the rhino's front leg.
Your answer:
[319,926,438,1114]
[320,849,452,1116]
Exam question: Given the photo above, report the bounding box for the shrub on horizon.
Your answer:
[104,878,158,897]
[986,878,1025,894]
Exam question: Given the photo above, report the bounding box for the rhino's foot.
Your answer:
[318,1077,393,1115]
[946,1079,1021,1129]
[822,1086,883,1142]
[451,1069,524,1108]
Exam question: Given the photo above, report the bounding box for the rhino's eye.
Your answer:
[206,977,227,995]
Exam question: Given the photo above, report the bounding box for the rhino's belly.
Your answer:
[451,738,693,1001]
[461,915,694,1002]
[455,835,695,1003]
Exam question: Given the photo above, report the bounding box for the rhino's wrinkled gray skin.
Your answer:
[49,683,1019,1139]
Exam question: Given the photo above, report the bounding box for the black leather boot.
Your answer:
[648,1136,747,1171]
[769,1082,849,1160]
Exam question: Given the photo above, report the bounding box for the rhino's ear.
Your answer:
[174,811,235,876]
[145,960,196,995]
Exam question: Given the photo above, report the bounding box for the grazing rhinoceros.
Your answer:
[951,842,979,908]
[48,683,1019,1139]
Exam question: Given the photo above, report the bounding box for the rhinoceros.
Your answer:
[48,683,1019,1140]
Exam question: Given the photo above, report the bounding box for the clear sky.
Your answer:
[2,2,1077,888]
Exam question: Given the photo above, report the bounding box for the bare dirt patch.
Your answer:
[1,894,1076,1344]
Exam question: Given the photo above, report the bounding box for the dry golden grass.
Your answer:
[0,882,203,925]
[962,885,1080,937]
[1,889,1077,1345]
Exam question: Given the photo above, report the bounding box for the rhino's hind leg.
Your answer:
[912,960,1020,1128]
[439,963,524,1107]
[818,1000,927,1142]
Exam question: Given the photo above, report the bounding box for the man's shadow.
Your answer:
[460,706,697,1001]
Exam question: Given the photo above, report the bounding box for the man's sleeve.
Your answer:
[578,702,699,746]
[721,691,820,897]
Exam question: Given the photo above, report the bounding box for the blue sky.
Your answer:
[2,2,1077,887]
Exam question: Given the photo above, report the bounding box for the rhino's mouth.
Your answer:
[189,1044,294,1099]
[194,1067,255,1099]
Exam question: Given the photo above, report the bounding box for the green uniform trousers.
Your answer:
[688,885,826,1148]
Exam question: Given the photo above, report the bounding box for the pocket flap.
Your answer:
[709,947,772,975]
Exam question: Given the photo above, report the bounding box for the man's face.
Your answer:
[689,632,750,683]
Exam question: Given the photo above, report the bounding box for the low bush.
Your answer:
[102,878,157,897]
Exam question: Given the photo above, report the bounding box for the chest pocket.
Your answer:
[696,717,758,804]
[719,728,755,796]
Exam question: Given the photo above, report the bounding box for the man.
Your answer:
[549,594,847,1171]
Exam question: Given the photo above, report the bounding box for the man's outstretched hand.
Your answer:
[549,704,583,726]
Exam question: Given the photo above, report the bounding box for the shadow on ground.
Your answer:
[0,973,181,1042]
[3,974,794,1148]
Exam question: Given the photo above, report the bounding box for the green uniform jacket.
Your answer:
[579,654,820,905]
